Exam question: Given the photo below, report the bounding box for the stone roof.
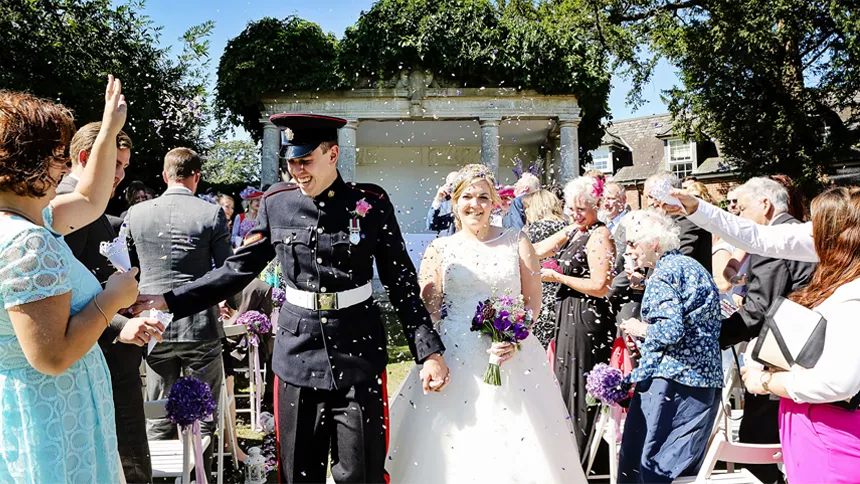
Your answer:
[600,113,673,167]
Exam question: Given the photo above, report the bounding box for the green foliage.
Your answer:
[217,1,612,153]
[0,0,213,187]
[215,17,340,141]
[202,139,261,185]
[603,0,860,193]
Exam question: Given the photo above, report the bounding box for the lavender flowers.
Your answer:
[166,376,217,427]
[585,363,630,405]
[237,310,272,338]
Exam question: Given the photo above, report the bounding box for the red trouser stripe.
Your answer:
[381,371,390,484]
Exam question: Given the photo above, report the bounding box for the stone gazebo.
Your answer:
[259,73,583,234]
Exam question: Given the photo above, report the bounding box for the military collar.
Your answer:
[315,173,347,201]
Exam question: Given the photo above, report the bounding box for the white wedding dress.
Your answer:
[386,230,587,483]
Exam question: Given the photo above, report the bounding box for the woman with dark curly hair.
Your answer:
[0,77,154,482]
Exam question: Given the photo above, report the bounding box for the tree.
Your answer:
[215,16,340,142]
[202,139,261,185]
[0,0,212,187]
[598,0,860,193]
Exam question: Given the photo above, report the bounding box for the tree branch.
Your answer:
[611,0,706,23]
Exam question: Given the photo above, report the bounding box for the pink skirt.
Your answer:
[779,398,860,484]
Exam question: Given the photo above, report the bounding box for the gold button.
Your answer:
[321,317,328,324]
[317,228,323,234]
[317,258,322,263]
[328,190,335,198]
[321,287,327,293]
[319,202,325,207]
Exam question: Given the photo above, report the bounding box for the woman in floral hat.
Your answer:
[232,186,263,248]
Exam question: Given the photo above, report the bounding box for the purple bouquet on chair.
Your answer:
[471,293,533,386]
[585,363,631,406]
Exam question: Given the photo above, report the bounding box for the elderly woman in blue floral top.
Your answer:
[616,209,723,484]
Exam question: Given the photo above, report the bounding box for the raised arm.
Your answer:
[543,226,614,298]
[670,192,818,263]
[51,76,126,235]
[532,224,576,259]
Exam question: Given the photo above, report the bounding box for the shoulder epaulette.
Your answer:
[348,183,387,200]
[264,184,300,199]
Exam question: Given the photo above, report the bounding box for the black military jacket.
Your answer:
[164,173,444,389]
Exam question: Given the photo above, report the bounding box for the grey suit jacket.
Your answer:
[125,187,232,342]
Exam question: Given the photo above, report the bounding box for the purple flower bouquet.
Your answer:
[585,363,631,406]
[470,294,533,386]
[237,310,272,344]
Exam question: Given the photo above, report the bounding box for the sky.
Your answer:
[136,0,679,138]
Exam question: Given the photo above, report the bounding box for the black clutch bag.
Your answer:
[751,296,827,371]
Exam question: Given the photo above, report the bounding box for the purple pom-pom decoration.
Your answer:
[166,376,217,427]
[585,363,630,405]
[237,310,272,336]
[271,288,286,307]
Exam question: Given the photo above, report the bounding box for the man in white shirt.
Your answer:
[602,182,629,235]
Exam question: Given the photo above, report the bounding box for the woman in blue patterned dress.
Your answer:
[616,209,723,483]
[0,77,153,482]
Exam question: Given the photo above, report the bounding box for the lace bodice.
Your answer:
[438,229,522,327]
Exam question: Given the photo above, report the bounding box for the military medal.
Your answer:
[349,218,361,245]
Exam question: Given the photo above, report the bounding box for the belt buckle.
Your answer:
[316,293,337,311]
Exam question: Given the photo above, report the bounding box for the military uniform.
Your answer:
[160,114,445,483]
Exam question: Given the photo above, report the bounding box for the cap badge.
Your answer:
[284,128,294,141]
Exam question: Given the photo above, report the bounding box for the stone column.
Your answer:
[558,117,580,183]
[261,121,281,187]
[479,118,501,176]
[338,120,359,182]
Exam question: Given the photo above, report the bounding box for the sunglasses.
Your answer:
[727,199,738,204]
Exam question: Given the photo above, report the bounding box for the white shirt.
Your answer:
[687,200,818,263]
[783,278,860,404]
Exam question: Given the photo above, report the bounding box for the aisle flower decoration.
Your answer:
[471,293,532,386]
[237,310,271,430]
[585,363,631,406]
[166,376,216,484]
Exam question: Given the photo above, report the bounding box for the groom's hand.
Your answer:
[128,294,167,316]
[420,353,450,395]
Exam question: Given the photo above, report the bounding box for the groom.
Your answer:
[131,113,449,483]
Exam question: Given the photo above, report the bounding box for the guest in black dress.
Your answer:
[534,175,615,455]
[523,189,570,347]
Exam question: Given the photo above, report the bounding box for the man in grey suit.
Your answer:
[124,147,232,448]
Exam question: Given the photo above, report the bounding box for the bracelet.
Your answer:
[93,294,110,327]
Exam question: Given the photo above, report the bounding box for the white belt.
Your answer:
[284,283,372,311]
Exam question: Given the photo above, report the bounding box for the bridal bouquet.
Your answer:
[471,294,533,386]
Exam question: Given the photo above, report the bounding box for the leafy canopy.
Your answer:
[600,0,860,192]
[202,139,261,185]
[217,0,612,153]
[215,16,340,141]
[0,0,213,189]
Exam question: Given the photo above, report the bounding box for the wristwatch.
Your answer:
[760,372,773,394]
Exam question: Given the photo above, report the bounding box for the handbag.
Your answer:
[751,296,827,371]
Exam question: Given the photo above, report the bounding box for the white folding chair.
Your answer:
[673,358,782,484]
[584,403,624,482]
[216,324,246,483]
[144,399,212,484]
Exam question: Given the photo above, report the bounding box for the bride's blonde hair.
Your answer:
[451,164,502,231]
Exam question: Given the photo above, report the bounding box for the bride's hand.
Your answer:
[488,342,516,365]
[420,353,451,394]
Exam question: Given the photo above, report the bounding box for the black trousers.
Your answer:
[101,343,152,483]
[739,392,784,484]
[275,377,387,484]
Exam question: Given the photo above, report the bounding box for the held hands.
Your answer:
[128,294,168,316]
[103,75,127,135]
[103,268,140,309]
[118,317,165,347]
[488,341,517,365]
[419,353,451,395]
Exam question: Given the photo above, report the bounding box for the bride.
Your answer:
[386,165,587,483]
